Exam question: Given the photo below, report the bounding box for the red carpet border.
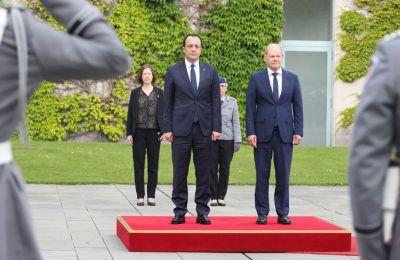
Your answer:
[117,216,356,254]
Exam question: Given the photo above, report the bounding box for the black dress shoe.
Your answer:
[171,215,185,224]
[196,215,211,225]
[277,216,292,225]
[256,215,267,225]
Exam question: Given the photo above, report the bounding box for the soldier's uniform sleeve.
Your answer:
[348,36,400,260]
[229,96,241,143]
[26,0,131,81]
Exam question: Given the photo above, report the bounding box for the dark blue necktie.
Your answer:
[272,72,279,103]
[190,64,197,94]
[190,64,198,122]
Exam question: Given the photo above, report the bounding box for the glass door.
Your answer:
[282,41,332,146]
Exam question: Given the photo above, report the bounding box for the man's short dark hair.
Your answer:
[137,64,157,85]
[182,34,202,47]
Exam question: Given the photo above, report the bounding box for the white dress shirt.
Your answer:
[185,59,200,89]
[267,67,282,98]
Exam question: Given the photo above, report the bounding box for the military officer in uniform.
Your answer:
[210,76,241,206]
[349,31,400,260]
[0,1,131,259]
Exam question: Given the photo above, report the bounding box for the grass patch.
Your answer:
[13,141,349,185]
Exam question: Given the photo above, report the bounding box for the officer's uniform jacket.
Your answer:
[220,95,241,143]
[0,1,131,259]
[349,31,400,260]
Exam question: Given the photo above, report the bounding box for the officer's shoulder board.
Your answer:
[226,96,237,102]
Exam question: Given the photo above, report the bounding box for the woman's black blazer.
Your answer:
[126,86,164,136]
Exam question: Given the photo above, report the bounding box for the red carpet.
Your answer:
[117,216,355,253]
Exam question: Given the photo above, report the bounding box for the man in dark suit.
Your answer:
[163,34,221,225]
[246,43,303,225]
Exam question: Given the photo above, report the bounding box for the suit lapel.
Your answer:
[262,69,275,104]
[281,69,291,100]
[198,62,207,95]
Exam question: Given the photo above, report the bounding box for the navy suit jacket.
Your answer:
[246,68,303,143]
[163,61,221,137]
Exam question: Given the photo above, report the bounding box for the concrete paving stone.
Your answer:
[41,251,78,260]
[110,252,182,260]
[88,208,140,217]
[26,184,58,193]
[98,230,182,260]
[29,193,61,206]
[63,209,91,220]
[31,206,66,220]
[75,247,113,260]
[80,200,129,209]
[35,228,71,241]
[98,230,126,251]
[59,194,87,209]
[67,220,98,232]
[37,237,75,251]
[90,215,119,231]
[26,185,360,260]
[178,252,250,260]
[71,233,105,248]
[247,253,359,259]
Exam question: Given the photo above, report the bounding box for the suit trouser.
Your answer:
[211,140,234,200]
[254,128,293,217]
[132,128,160,198]
[172,123,212,216]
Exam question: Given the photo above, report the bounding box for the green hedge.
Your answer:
[337,0,400,129]
[338,0,400,83]
[26,0,283,141]
[201,0,283,139]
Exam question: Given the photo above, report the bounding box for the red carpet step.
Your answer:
[117,216,352,253]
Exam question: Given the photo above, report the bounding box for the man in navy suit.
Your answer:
[163,34,221,225]
[246,43,303,225]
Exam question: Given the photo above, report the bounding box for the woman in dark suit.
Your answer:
[126,64,163,206]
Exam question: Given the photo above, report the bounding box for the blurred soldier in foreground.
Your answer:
[0,1,131,259]
[349,32,400,260]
